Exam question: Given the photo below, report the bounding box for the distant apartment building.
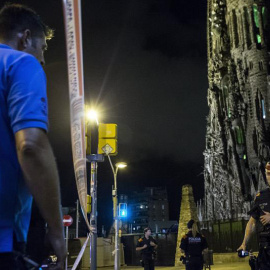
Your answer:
[127,187,175,233]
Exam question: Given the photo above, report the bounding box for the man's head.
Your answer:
[0,4,53,65]
[144,227,151,237]
[265,162,270,186]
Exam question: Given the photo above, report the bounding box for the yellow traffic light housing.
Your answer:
[98,123,118,155]
[87,194,92,213]
[99,123,117,138]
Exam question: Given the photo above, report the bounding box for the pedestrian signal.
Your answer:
[118,203,127,218]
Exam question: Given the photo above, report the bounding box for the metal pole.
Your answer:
[108,156,120,270]
[90,161,98,270]
[76,199,79,238]
[65,226,69,270]
[114,169,120,270]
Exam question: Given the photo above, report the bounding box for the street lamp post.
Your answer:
[85,108,103,270]
[108,158,127,270]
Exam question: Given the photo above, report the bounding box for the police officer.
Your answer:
[238,162,270,270]
[180,220,208,270]
[136,227,158,270]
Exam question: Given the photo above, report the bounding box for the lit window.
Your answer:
[257,34,262,44]
[153,205,155,209]
[253,5,259,27]
[235,127,244,145]
[162,205,165,210]
[262,100,266,119]
[253,5,262,46]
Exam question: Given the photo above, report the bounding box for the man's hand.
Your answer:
[202,248,208,255]
[237,243,246,251]
[47,228,66,270]
[260,211,270,226]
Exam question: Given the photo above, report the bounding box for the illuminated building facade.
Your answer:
[204,0,270,221]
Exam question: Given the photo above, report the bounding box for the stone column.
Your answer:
[175,185,198,267]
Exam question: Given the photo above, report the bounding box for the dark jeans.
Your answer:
[257,248,270,270]
[142,254,155,270]
[185,256,203,270]
[0,252,28,270]
[0,252,15,270]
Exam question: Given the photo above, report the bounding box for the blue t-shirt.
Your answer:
[0,44,48,252]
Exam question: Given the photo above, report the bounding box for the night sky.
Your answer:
[5,0,209,232]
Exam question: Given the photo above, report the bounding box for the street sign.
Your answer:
[100,141,117,155]
[63,215,73,227]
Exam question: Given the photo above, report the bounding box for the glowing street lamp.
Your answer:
[116,162,127,169]
[84,106,99,270]
[85,109,99,125]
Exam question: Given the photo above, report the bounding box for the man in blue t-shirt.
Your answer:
[0,4,66,269]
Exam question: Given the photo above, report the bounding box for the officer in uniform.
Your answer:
[238,162,270,270]
[136,227,158,270]
[180,220,208,270]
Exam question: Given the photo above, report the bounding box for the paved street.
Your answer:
[94,262,251,270]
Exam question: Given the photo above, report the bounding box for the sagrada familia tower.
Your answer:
[203,0,270,222]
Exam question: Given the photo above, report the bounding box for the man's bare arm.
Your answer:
[15,128,66,264]
[136,244,147,251]
[150,241,158,249]
[237,216,256,251]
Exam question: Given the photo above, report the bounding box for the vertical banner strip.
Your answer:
[62,0,91,231]
[71,234,90,270]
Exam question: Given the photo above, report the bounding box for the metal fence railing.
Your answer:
[199,219,259,253]
[121,219,259,266]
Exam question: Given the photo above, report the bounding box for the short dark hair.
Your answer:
[187,219,195,229]
[0,3,53,40]
[144,227,151,234]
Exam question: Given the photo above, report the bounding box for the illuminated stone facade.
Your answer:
[204,0,270,221]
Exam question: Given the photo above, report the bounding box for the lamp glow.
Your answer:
[86,109,99,124]
[116,162,127,169]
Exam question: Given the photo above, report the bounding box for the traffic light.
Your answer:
[118,203,127,218]
[87,195,92,213]
[98,123,118,155]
